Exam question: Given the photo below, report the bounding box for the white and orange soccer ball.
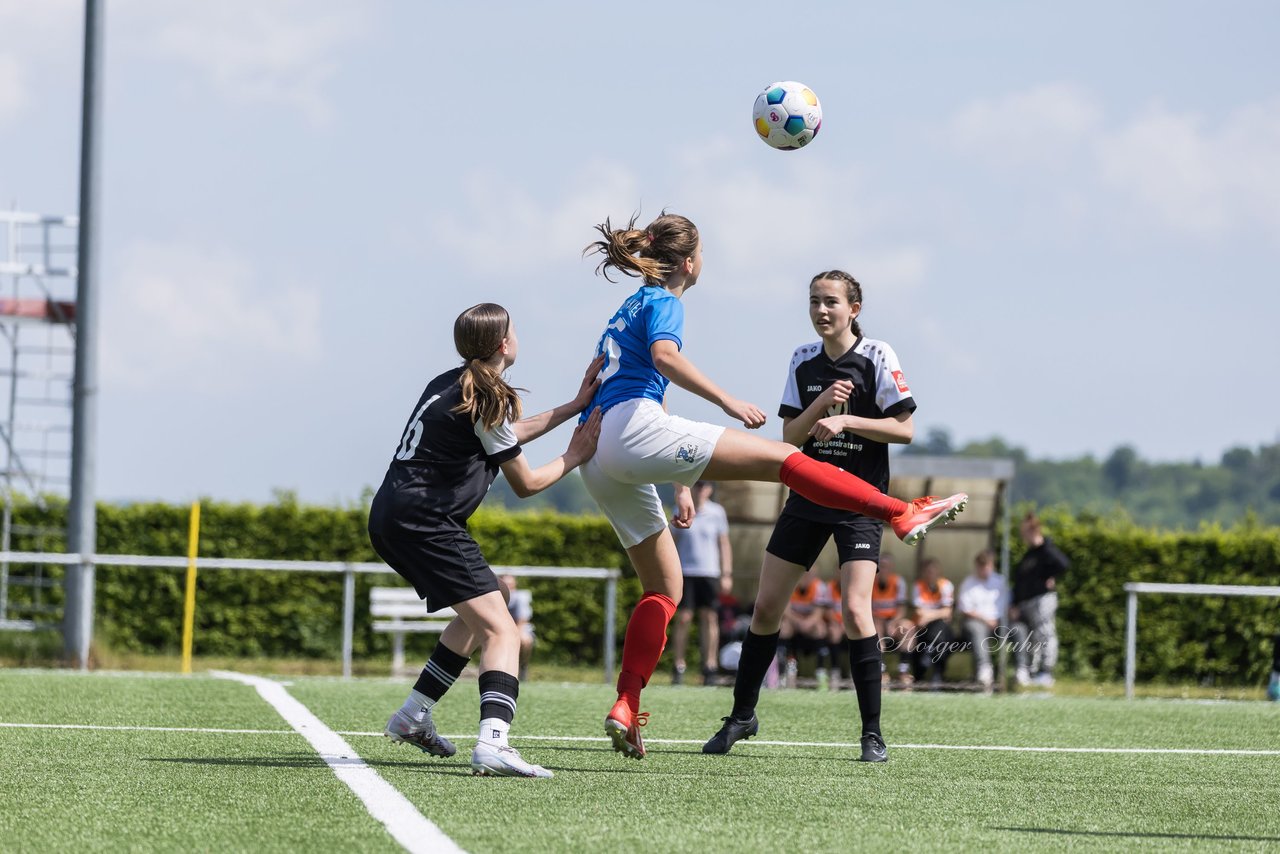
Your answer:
[752,81,822,150]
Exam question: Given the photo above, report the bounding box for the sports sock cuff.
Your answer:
[640,591,678,621]
[744,629,781,651]
[478,670,520,724]
[431,642,470,675]
[850,633,882,662]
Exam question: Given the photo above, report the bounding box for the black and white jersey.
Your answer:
[370,366,522,535]
[778,337,916,523]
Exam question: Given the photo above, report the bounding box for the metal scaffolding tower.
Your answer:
[0,209,78,631]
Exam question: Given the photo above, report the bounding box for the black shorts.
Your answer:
[368,529,500,612]
[680,576,718,611]
[765,512,883,570]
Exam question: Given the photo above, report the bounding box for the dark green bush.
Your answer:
[9,498,639,665]
[1019,508,1280,685]
[9,497,1279,682]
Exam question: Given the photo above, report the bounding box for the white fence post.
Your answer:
[341,566,355,680]
[1125,589,1137,700]
[604,575,617,684]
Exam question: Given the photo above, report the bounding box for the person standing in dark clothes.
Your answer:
[1009,512,1069,687]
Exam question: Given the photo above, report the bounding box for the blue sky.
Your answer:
[1,1,1277,503]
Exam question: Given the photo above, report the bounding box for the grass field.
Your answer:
[3,670,1279,852]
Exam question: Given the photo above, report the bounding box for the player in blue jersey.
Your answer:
[372,302,603,778]
[578,212,968,760]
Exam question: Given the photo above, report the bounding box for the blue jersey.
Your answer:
[586,285,684,414]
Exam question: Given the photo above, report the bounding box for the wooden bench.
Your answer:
[370,587,457,675]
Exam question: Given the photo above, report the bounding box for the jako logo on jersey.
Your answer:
[892,370,910,393]
[806,385,823,392]
[676,443,699,463]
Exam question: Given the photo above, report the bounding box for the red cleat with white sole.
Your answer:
[605,698,649,760]
[890,493,968,545]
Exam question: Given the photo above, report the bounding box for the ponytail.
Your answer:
[451,303,525,432]
[585,211,699,286]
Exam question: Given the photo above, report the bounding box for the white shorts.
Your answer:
[581,399,726,549]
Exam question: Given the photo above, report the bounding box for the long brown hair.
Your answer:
[809,269,863,338]
[452,303,524,431]
[584,212,699,285]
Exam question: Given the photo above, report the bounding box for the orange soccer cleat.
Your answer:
[890,493,968,545]
[605,698,649,760]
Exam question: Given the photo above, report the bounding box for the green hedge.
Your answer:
[9,498,1280,684]
[8,497,639,665]
[1018,508,1280,685]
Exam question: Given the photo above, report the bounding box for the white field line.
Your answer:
[3,720,1277,757]
[210,671,463,854]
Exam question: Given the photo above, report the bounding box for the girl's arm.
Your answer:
[782,380,852,446]
[501,408,602,497]
[650,340,765,428]
[513,354,605,445]
[809,410,914,445]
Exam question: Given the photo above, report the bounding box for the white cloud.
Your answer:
[950,85,1280,240]
[103,241,321,390]
[952,83,1102,168]
[429,160,642,274]
[122,0,365,125]
[431,141,932,296]
[0,0,80,126]
[1097,101,1280,237]
[0,52,24,122]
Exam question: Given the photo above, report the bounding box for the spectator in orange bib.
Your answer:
[779,571,832,684]
[869,552,911,683]
[908,557,956,685]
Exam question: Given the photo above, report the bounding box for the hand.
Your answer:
[809,415,848,442]
[1046,576,1056,591]
[671,485,695,528]
[566,407,602,465]
[1008,606,1020,622]
[721,397,766,429]
[817,379,853,410]
[573,354,607,410]
[719,575,733,595]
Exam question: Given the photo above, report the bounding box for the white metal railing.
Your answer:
[0,551,621,682]
[1123,582,1280,699]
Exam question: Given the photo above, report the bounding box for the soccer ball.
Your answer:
[752,81,822,150]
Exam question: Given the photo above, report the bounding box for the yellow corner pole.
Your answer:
[180,500,201,674]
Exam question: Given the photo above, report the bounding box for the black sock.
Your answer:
[478,670,520,724]
[1272,633,1280,674]
[731,630,780,720]
[413,642,469,702]
[851,633,883,736]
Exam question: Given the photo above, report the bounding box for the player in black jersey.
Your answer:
[704,270,918,764]
[372,302,603,778]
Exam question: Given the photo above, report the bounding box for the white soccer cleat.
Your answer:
[470,741,553,778]
[384,708,456,758]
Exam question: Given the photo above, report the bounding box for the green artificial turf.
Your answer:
[3,671,1278,852]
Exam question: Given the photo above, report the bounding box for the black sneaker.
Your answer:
[858,732,888,763]
[702,714,759,754]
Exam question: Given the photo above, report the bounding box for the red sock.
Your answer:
[616,592,678,713]
[779,453,908,521]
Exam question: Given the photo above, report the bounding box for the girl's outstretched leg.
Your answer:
[702,430,967,544]
[606,528,683,759]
